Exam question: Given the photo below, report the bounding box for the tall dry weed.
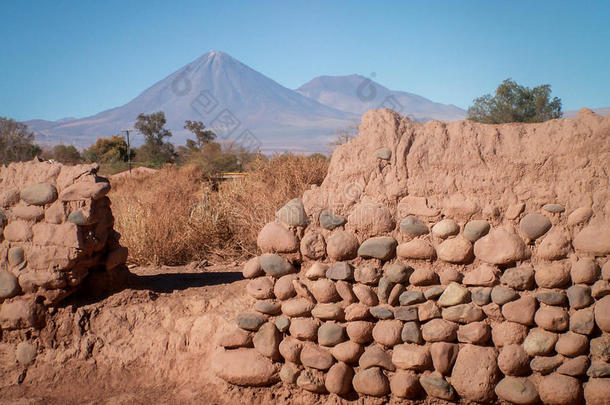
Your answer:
[109,154,328,265]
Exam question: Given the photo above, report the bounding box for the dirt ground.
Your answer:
[0,263,479,405]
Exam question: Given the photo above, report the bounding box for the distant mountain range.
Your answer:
[23,51,608,153]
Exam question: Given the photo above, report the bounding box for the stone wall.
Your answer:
[0,158,127,331]
[214,110,610,404]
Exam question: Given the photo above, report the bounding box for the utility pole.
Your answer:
[121,129,134,174]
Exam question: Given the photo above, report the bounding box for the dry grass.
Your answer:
[109,154,328,265]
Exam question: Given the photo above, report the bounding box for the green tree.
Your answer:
[184,120,216,150]
[0,117,41,164]
[467,78,562,124]
[45,144,82,164]
[134,111,176,165]
[83,135,133,163]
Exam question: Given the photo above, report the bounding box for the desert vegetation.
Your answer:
[109,153,328,265]
[467,78,562,123]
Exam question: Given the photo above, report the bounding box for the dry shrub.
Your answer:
[109,154,328,265]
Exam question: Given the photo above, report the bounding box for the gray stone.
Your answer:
[0,209,6,226]
[400,216,428,236]
[520,213,552,239]
[491,286,518,305]
[319,210,346,230]
[536,291,568,306]
[275,316,290,332]
[419,373,454,400]
[377,277,394,303]
[424,286,445,300]
[399,291,426,306]
[276,198,308,226]
[20,183,58,206]
[374,147,392,160]
[384,263,411,284]
[236,312,267,331]
[259,254,296,277]
[254,300,281,315]
[543,203,565,213]
[394,306,418,321]
[370,306,394,320]
[358,236,397,260]
[495,377,539,405]
[7,247,25,267]
[463,220,490,242]
[67,210,90,225]
[15,341,37,366]
[432,219,459,238]
[471,287,492,305]
[401,322,423,343]
[0,270,20,299]
[501,266,535,290]
[437,282,470,307]
[318,322,345,347]
[326,262,353,281]
[566,285,593,309]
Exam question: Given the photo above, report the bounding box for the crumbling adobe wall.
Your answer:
[215,109,610,404]
[0,158,127,332]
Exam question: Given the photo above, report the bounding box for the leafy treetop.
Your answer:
[467,78,562,124]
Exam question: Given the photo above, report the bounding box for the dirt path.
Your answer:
[0,263,253,404]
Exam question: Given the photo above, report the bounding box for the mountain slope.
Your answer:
[296,74,466,121]
[563,107,610,118]
[27,52,358,152]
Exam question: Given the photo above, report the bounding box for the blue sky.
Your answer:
[1,0,608,121]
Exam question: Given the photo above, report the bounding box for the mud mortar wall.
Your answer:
[216,110,610,405]
[0,159,127,331]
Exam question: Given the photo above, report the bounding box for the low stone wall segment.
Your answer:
[215,109,610,404]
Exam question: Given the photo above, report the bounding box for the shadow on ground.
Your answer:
[127,271,244,293]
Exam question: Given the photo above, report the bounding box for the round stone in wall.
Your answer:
[0,270,20,299]
[374,147,392,160]
[319,210,346,230]
[357,236,397,260]
[463,220,490,242]
[543,203,565,213]
[275,198,308,226]
[400,216,428,236]
[20,183,58,206]
[326,230,359,261]
[519,213,552,240]
[432,219,459,238]
[495,377,539,404]
[258,254,296,277]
